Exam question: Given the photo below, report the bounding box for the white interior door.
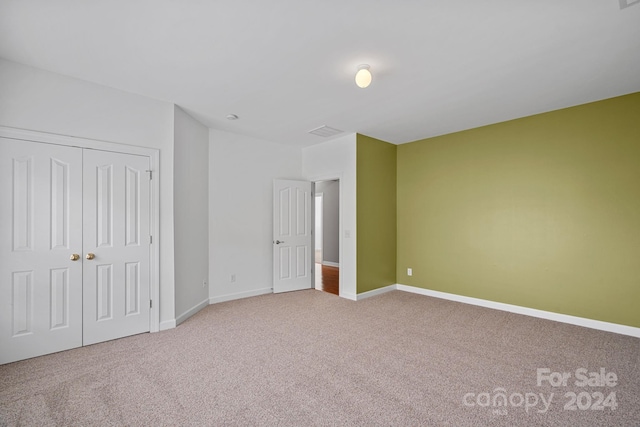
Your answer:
[0,138,83,364]
[273,179,312,293]
[82,149,151,345]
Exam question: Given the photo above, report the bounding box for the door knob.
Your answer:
[70,254,80,261]
[86,253,95,260]
[275,240,285,244]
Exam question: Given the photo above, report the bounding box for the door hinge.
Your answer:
[150,235,153,244]
[150,300,153,308]
[146,170,153,180]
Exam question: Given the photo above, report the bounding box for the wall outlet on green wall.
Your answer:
[407,268,412,276]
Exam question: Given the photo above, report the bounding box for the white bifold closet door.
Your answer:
[0,138,151,364]
[82,149,150,345]
[0,139,83,364]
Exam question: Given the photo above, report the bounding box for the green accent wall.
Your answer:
[397,92,640,327]
[357,134,397,293]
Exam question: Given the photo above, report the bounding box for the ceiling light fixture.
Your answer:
[355,64,372,88]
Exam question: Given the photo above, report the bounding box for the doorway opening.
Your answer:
[313,179,340,296]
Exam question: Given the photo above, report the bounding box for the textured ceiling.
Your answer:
[1,0,639,146]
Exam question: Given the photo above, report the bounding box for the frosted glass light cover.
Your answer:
[355,66,372,88]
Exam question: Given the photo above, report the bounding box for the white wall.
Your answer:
[302,134,357,300]
[315,195,323,250]
[315,180,339,264]
[209,129,302,302]
[174,106,209,324]
[0,58,177,327]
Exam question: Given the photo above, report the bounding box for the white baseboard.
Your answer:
[159,319,176,331]
[322,261,340,268]
[176,298,210,326]
[396,284,640,338]
[341,292,357,301]
[356,285,396,301]
[210,287,272,304]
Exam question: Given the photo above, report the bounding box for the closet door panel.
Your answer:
[82,149,151,345]
[0,138,83,364]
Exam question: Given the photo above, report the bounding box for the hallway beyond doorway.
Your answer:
[315,263,339,296]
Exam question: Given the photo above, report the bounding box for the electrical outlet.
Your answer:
[407,268,413,276]
[231,274,236,283]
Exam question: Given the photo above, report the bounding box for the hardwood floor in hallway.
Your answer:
[315,263,339,296]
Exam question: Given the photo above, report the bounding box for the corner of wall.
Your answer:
[173,107,210,322]
[355,134,397,294]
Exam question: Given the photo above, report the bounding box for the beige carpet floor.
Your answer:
[1,289,639,426]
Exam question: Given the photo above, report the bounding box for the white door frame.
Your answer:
[0,126,161,333]
[311,175,342,297]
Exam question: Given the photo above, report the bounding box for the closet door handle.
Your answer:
[70,254,80,261]
[86,253,95,260]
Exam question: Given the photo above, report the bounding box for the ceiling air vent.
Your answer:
[308,125,344,137]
